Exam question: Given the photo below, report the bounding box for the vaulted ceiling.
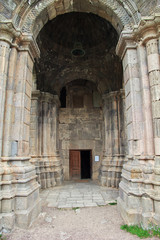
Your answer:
[35,12,123,95]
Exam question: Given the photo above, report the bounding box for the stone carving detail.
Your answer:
[99,90,127,188]
[30,91,63,188]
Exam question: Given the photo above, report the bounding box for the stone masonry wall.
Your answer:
[59,108,104,180]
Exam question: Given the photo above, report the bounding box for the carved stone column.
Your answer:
[116,31,146,226]
[146,36,160,225]
[30,91,63,188]
[1,45,17,231]
[116,20,160,227]
[30,90,40,184]
[0,36,11,157]
[99,90,126,188]
[50,95,64,186]
[0,27,19,230]
[0,30,41,230]
[146,39,160,155]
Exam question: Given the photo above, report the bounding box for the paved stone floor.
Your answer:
[40,180,119,208]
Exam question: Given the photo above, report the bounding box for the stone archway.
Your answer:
[0,0,160,232]
[31,10,125,188]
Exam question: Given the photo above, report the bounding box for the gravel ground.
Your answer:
[4,205,159,240]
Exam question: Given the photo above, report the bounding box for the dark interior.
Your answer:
[36,12,122,95]
[81,150,91,179]
[60,87,67,108]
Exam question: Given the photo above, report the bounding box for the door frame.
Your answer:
[69,149,92,180]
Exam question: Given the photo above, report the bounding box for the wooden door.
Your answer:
[70,150,81,179]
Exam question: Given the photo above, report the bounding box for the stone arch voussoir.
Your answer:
[19,0,139,39]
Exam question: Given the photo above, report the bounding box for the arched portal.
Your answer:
[0,0,136,231]
[1,0,160,232]
[30,11,125,186]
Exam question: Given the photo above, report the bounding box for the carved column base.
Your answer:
[117,156,160,228]
[152,157,160,227]
[1,157,41,230]
[99,155,127,188]
[1,160,15,231]
[52,154,64,186]
[31,156,56,189]
[31,154,63,188]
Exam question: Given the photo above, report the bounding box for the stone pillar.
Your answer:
[99,90,126,188]
[30,90,40,184]
[146,39,160,156]
[0,38,11,157]
[116,28,158,227]
[50,95,64,186]
[116,32,145,226]
[1,46,18,231]
[2,46,18,156]
[146,37,160,225]
[41,93,55,188]
[30,91,63,188]
[137,43,154,157]
[1,34,41,230]
[30,91,40,158]
[0,29,16,230]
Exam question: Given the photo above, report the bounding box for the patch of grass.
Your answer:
[108,200,117,205]
[0,233,6,240]
[108,202,117,205]
[72,207,80,211]
[150,225,160,238]
[121,224,160,239]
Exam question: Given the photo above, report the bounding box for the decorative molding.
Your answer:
[134,14,160,44]
[116,30,136,59]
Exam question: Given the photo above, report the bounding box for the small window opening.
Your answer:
[60,87,66,108]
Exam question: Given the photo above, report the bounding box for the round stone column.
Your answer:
[50,95,64,185]
[146,37,160,225]
[99,90,126,188]
[0,29,16,230]
[0,37,11,157]
[146,38,160,156]
[30,91,63,188]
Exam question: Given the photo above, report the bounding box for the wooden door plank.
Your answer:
[70,150,81,179]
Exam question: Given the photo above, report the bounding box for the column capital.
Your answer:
[0,22,40,60]
[39,92,60,107]
[17,34,40,60]
[116,30,136,60]
[102,90,121,101]
[32,90,41,100]
[133,14,160,44]
[0,22,20,45]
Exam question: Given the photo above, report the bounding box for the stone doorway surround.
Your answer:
[0,0,160,232]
